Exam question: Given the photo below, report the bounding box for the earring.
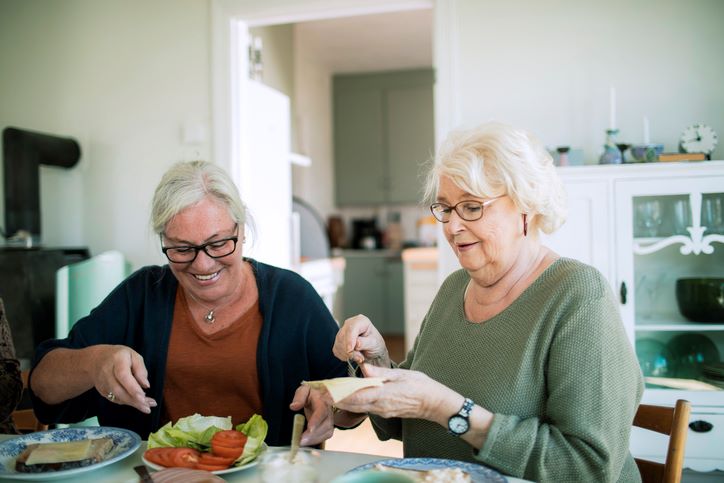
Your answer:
[522,214,528,237]
[242,236,247,244]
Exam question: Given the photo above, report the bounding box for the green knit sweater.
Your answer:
[371,258,644,482]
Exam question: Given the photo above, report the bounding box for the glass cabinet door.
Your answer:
[615,176,724,406]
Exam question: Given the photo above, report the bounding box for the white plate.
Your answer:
[0,427,141,480]
[347,457,508,483]
[142,444,265,476]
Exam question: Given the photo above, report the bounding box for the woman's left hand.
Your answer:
[334,364,447,421]
[289,384,335,446]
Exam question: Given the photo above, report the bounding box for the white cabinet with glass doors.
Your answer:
[551,161,724,472]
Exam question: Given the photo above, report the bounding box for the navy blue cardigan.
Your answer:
[29,259,347,445]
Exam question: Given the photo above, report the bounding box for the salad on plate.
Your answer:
[143,413,267,473]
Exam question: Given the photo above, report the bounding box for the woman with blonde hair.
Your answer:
[334,123,644,482]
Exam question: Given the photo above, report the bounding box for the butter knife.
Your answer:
[134,464,154,483]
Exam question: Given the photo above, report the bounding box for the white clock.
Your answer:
[679,123,718,158]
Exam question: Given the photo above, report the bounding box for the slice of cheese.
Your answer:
[303,376,385,403]
[25,440,92,465]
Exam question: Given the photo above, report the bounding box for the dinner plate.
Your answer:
[346,457,508,483]
[0,426,141,480]
[142,443,266,476]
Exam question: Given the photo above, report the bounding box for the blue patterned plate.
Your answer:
[345,458,507,483]
[0,427,141,480]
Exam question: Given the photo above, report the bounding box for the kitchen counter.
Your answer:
[333,248,402,258]
[401,246,437,267]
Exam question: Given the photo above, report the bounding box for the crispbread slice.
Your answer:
[15,437,113,473]
[302,376,385,403]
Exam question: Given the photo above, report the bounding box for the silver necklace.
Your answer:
[185,290,221,325]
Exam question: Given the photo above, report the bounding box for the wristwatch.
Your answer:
[447,397,474,436]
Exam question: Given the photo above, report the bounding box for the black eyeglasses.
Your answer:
[429,197,503,223]
[161,224,239,263]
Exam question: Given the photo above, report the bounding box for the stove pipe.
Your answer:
[3,127,81,244]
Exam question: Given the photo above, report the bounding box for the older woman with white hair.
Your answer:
[334,123,644,482]
[29,160,360,447]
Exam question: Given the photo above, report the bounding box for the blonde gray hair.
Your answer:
[151,161,247,235]
[424,122,566,235]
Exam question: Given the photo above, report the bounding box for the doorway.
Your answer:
[213,1,434,457]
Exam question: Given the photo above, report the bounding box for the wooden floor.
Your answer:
[325,335,405,457]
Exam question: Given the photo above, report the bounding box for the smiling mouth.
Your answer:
[193,271,220,281]
[456,242,477,249]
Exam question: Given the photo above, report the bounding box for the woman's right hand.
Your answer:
[333,315,390,368]
[91,345,156,414]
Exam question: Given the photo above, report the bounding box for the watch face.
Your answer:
[680,124,718,154]
[448,415,469,434]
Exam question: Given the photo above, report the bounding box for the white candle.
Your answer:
[609,86,616,130]
[643,116,650,144]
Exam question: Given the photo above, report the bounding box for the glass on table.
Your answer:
[260,447,321,483]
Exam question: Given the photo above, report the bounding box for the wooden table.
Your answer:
[0,435,530,482]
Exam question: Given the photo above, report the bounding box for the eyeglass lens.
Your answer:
[430,201,485,222]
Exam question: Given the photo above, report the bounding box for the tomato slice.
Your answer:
[145,447,201,469]
[198,452,235,467]
[144,448,171,467]
[169,448,201,468]
[211,430,247,448]
[210,443,244,459]
[196,462,231,472]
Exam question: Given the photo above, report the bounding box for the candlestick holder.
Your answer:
[599,129,622,165]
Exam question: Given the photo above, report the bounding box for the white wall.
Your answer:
[0,0,211,268]
[436,0,724,279]
[443,0,724,161]
[291,23,337,221]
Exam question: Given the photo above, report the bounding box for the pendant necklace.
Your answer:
[185,290,224,325]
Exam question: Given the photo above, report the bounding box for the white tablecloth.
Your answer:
[0,435,530,482]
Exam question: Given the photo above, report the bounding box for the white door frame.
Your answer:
[210,0,449,183]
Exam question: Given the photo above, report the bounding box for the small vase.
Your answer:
[599,129,622,165]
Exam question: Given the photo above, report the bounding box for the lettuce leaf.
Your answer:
[147,413,268,467]
[148,413,232,450]
[234,414,269,466]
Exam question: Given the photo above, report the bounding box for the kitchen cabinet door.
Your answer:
[334,89,385,205]
[386,84,435,204]
[341,254,405,336]
[342,256,386,330]
[384,257,405,335]
[333,69,434,206]
[614,170,724,472]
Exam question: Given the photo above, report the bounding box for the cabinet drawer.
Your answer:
[631,412,724,462]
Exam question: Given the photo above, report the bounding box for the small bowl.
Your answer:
[630,144,664,162]
[675,278,724,323]
[259,447,321,483]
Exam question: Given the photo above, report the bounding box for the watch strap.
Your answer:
[459,397,474,417]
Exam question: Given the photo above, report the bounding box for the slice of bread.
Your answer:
[15,437,114,473]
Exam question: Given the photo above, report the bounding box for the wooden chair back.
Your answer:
[11,370,47,433]
[633,399,691,483]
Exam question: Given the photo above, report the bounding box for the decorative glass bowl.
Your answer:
[630,144,664,162]
[667,333,721,379]
[676,278,724,323]
[636,338,676,377]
